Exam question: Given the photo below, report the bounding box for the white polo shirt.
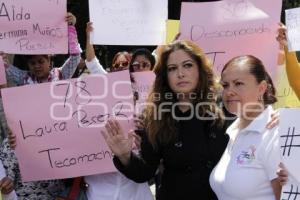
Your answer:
[209,106,281,200]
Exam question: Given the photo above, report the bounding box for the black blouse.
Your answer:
[114,108,232,200]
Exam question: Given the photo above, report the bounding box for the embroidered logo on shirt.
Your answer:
[236,145,256,165]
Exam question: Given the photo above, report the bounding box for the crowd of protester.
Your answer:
[0,1,299,200]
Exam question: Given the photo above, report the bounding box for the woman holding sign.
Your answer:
[209,55,282,200]
[277,24,300,100]
[5,12,81,86]
[2,12,82,200]
[101,40,230,200]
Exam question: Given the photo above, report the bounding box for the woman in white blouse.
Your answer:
[210,55,282,200]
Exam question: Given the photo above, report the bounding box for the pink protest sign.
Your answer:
[1,70,134,181]
[0,0,68,54]
[131,71,156,113]
[0,57,6,85]
[180,0,282,80]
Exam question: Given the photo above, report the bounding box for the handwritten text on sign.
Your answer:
[286,7,300,52]
[0,0,68,54]
[89,0,167,45]
[179,0,282,80]
[1,71,134,181]
[281,183,300,200]
[279,109,300,183]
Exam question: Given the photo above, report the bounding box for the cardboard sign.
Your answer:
[2,70,134,181]
[89,0,167,45]
[0,0,68,54]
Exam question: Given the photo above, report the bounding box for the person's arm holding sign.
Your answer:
[3,52,27,86]
[84,22,107,74]
[4,13,81,85]
[59,12,82,79]
[277,24,300,99]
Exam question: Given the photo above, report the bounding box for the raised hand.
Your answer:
[276,162,288,186]
[0,177,14,194]
[7,128,17,150]
[0,51,9,67]
[276,23,287,48]
[86,22,93,35]
[101,120,133,166]
[65,12,76,26]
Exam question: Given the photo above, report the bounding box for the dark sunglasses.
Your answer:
[114,61,129,68]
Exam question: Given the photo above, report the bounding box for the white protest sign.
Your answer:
[279,108,300,183]
[281,182,300,200]
[286,7,300,52]
[89,0,167,45]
